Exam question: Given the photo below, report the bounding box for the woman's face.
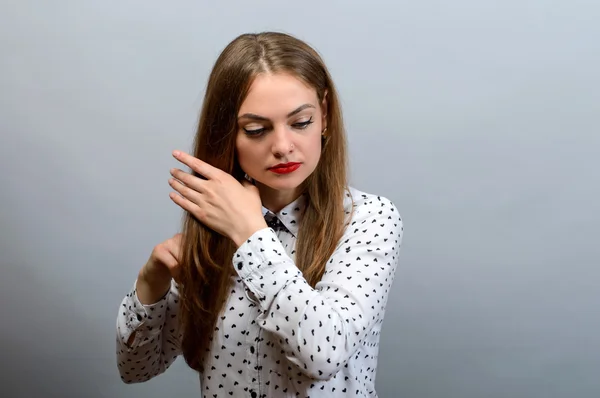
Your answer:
[236,72,327,202]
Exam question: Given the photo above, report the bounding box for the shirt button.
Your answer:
[250,346,255,354]
[250,391,257,398]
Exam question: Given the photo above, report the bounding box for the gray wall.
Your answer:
[1,1,598,397]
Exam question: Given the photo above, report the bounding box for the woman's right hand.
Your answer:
[136,233,183,305]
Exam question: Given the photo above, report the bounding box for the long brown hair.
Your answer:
[178,32,350,372]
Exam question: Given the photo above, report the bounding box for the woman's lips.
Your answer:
[268,162,301,174]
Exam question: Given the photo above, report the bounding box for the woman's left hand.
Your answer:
[168,150,267,247]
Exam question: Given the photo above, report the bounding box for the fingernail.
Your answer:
[173,150,180,157]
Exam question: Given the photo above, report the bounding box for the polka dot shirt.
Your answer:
[116,186,404,397]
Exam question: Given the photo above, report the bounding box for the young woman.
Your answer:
[116,31,404,397]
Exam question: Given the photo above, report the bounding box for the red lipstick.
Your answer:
[268,162,301,174]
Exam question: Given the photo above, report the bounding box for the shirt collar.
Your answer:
[261,193,307,237]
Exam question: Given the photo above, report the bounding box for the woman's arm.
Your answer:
[115,279,182,383]
[233,194,404,380]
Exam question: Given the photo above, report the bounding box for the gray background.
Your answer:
[1,0,598,397]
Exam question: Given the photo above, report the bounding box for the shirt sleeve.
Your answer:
[233,195,403,380]
[115,278,182,383]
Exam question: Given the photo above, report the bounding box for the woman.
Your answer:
[116,31,404,397]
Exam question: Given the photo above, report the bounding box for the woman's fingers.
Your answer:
[170,168,206,193]
[165,233,183,261]
[153,243,179,270]
[172,150,218,180]
[169,176,201,201]
[169,168,216,225]
[168,189,209,225]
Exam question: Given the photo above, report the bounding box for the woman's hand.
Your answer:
[137,233,182,305]
[168,150,267,247]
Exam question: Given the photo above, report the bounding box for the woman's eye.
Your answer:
[243,127,266,136]
[293,117,313,129]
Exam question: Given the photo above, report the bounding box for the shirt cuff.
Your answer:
[232,227,284,279]
[123,281,170,335]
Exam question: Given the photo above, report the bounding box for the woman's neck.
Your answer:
[257,183,303,213]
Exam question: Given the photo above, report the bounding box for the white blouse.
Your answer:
[116,186,404,397]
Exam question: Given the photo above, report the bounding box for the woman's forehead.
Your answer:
[238,73,319,118]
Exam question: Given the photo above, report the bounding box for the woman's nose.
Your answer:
[270,126,294,156]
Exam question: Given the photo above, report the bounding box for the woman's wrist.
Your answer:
[230,219,268,248]
[136,265,172,305]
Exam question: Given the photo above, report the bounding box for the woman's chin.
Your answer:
[256,176,306,193]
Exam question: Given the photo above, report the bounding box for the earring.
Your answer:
[321,127,328,136]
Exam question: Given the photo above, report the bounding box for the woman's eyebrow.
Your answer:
[238,103,315,121]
